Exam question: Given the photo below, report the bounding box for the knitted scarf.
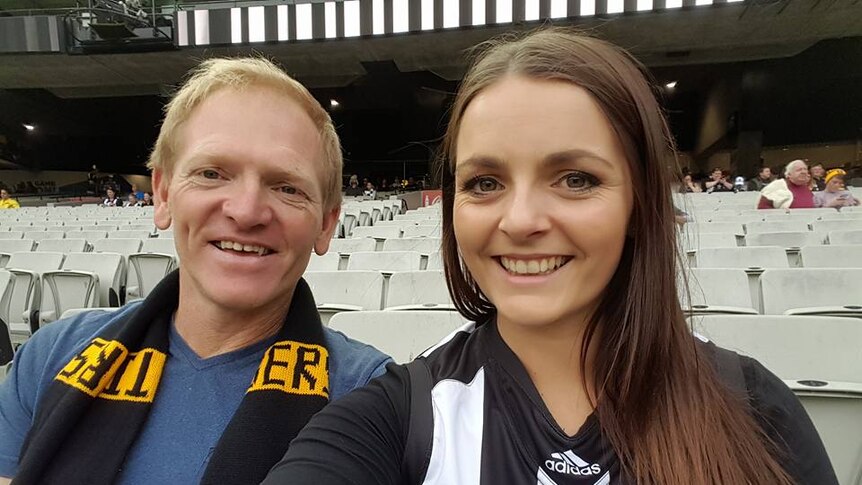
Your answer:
[13,270,329,485]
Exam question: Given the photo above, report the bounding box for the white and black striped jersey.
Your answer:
[265,320,837,485]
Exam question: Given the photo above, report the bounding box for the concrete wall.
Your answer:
[0,170,152,193]
[761,143,859,173]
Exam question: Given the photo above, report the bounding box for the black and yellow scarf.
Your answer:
[14,270,329,485]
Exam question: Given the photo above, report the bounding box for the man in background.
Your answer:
[0,189,19,209]
[747,166,774,192]
[810,162,826,191]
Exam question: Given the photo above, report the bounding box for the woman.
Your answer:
[681,173,701,193]
[141,192,154,206]
[102,187,119,207]
[263,30,835,484]
[363,181,377,199]
[814,169,860,209]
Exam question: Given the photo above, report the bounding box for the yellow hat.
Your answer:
[824,169,846,185]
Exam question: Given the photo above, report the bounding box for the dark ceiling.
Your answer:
[1,0,861,175]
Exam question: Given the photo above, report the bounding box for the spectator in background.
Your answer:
[0,189,20,209]
[379,178,389,191]
[363,182,376,199]
[814,169,860,209]
[747,166,774,192]
[345,175,364,196]
[102,187,119,207]
[810,163,826,191]
[681,174,701,193]
[758,159,815,209]
[702,168,735,193]
[124,193,142,207]
[141,192,154,206]
[131,184,145,200]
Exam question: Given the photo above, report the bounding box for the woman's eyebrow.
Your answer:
[542,149,614,170]
[455,156,503,174]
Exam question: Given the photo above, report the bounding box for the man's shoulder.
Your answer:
[323,327,392,400]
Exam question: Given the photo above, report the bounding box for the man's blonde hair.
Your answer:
[147,57,343,210]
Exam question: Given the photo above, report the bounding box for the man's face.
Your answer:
[787,163,811,186]
[760,168,772,180]
[152,87,340,315]
[711,170,723,181]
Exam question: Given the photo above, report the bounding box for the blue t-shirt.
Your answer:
[0,302,391,483]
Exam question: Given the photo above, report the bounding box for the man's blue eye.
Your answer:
[281,186,297,195]
[202,170,219,179]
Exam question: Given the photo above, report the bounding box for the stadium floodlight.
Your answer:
[23,123,35,131]
[665,81,678,89]
[330,99,340,108]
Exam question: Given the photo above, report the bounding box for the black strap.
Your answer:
[402,359,434,485]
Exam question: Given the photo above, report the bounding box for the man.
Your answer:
[702,168,735,193]
[810,162,826,191]
[747,166,774,192]
[0,189,19,209]
[0,57,390,485]
[757,159,815,209]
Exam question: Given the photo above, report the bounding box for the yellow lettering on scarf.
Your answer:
[56,338,167,403]
[248,341,329,399]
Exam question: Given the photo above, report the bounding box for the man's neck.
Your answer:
[173,296,290,359]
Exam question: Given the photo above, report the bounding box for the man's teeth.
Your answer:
[500,256,569,275]
[217,240,270,256]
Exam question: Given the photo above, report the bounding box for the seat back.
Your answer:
[695,247,789,269]
[113,230,153,240]
[679,232,738,251]
[744,231,825,248]
[4,252,65,332]
[24,230,65,241]
[328,238,377,255]
[745,220,811,234]
[381,237,442,254]
[0,232,24,240]
[801,246,862,268]
[426,251,443,270]
[794,392,862,485]
[401,225,442,238]
[306,253,340,271]
[78,230,109,241]
[828,230,862,245]
[347,251,423,272]
[328,310,469,363]
[57,252,124,308]
[92,238,143,255]
[0,270,14,366]
[350,225,402,240]
[303,271,384,311]
[36,238,89,253]
[385,271,453,310]
[760,268,862,315]
[682,269,756,313]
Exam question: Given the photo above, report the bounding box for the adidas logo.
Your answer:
[544,450,602,476]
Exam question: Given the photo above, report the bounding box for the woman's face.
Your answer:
[453,76,633,330]
[683,175,692,184]
[826,177,844,193]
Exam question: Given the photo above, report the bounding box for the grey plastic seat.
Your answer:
[0,232,24,240]
[327,238,377,255]
[24,230,65,241]
[39,252,125,325]
[328,310,469,364]
[346,251,423,273]
[745,220,811,234]
[828,230,862,245]
[685,222,745,235]
[800,246,862,268]
[744,231,825,248]
[113,230,153,240]
[426,251,444,270]
[303,271,384,325]
[77,230,109,241]
[679,232,738,252]
[760,268,862,317]
[350,225,402,240]
[2,251,65,337]
[0,240,36,268]
[385,270,454,311]
[812,219,862,234]
[381,237,442,255]
[401,225,442,238]
[126,239,178,301]
[694,247,789,270]
[305,253,341,272]
[691,314,862,485]
[681,269,757,315]
[0,270,14,367]
[36,238,89,253]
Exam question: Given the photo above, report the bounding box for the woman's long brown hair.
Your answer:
[439,28,793,484]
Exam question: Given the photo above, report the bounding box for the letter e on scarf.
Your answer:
[248,341,329,398]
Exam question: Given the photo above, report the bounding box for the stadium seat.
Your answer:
[381,237,442,254]
[2,251,65,337]
[0,240,36,268]
[350,225,402,241]
[40,252,124,326]
[126,239,178,301]
[385,270,454,311]
[302,271,384,324]
[679,232,738,251]
[328,238,377,255]
[800,246,862,268]
[426,251,444,270]
[347,251,423,273]
[77,230,110,241]
[827,230,862,245]
[36,238,89,253]
[127,224,155,232]
[0,270,14,367]
[92,238,143,255]
[24,230,65,241]
[694,247,789,269]
[691,314,862,485]
[744,221,811,234]
[402,225,442,238]
[760,268,862,316]
[812,219,862,234]
[681,269,757,315]
[328,310,469,363]
[0,232,24,240]
[685,222,745,235]
[744,231,825,248]
[113,230,153,239]
[306,253,340,271]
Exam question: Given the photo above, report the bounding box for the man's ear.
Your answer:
[152,168,172,230]
[313,205,341,255]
